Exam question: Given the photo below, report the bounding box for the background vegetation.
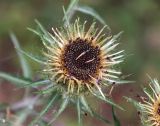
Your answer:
[0,0,160,126]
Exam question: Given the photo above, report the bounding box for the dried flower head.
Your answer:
[141,79,160,126]
[127,78,160,126]
[29,19,125,125]
[43,19,124,96]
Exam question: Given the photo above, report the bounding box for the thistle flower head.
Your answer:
[43,19,124,96]
[139,79,160,126]
[29,19,125,125]
[127,78,160,126]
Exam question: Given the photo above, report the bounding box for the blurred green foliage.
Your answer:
[0,0,160,126]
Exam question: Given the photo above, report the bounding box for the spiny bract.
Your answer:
[43,19,124,96]
[127,78,160,126]
[30,18,125,125]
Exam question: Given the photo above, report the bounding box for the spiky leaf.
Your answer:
[10,32,31,78]
[112,106,121,126]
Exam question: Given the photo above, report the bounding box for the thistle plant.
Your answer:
[0,0,160,126]
[126,78,160,126]
[27,1,127,125]
[0,0,131,126]
[28,17,124,124]
[43,18,124,97]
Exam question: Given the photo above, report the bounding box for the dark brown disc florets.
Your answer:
[44,19,123,95]
[61,37,102,82]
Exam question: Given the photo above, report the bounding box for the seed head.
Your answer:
[28,18,125,125]
[140,79,160,126]
[128,78,160,126]
[43,19,124,96]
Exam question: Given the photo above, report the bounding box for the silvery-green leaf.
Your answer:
[20,80,50,88]
[124,96,142,110]
[76,6,106,25]
[15,48,46,64]
[14,108,31,126]
[94,92,124,110]
[10,32,31,78]
[35,85,58,95]
[80,95,93,116]
[47,96,69,125]
[63,0,79,25]
[77,97,82,126]
[91,109,110,124]
[112,106,121,126]
[29,94,60,126]
[0,72,31,86]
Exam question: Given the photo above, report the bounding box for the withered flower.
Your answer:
[43,19,124,96]
[127,78,160,126]
[29,19,124,125]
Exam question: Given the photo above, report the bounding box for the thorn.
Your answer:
[109,84,116,96]
[106,82,116,97]
[84,113,88,116]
